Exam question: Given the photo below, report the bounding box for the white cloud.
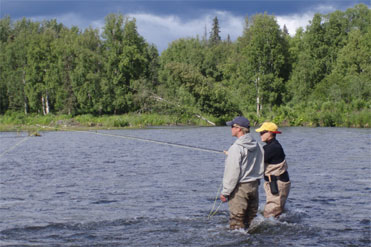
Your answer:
[29,11,307,51]
[275,4,342,36]
[130,11,244,52]
[276,13,313,36]
[26,4,345,52]
[27,11,243,52]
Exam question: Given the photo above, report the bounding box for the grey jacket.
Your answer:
[222,133,265,196]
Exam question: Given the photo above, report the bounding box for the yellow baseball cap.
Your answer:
[255,122,282,134]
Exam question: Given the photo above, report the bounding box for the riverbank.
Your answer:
[0,110,369,132]
[0,112,218,132]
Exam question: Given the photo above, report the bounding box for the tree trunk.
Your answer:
[42,95,46,115]
[22,70,28,115]
[24,102,28,115]
[255,76,261,117]
[260,96,263,112]
[45,92,50,115]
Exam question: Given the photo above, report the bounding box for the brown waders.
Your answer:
[264,160,291,218]
[228,180,259,230]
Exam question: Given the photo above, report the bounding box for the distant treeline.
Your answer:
[0,4,370,127]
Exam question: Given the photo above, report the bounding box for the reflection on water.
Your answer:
[0,127,370,246]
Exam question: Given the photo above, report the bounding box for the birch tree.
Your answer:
[242,14,289,116]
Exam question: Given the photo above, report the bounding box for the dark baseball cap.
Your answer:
[226,116,250,128]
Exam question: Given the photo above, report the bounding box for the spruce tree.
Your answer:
[209,16,221,45]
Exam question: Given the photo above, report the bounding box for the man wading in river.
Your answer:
[220,116,265,230]
[256,122,291,218]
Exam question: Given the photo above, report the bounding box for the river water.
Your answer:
[0,127,370,246]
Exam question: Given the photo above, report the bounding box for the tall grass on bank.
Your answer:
[258,100,370,128]
[0,112,214,131]
[0,101,370,132]
[73,113,209,128]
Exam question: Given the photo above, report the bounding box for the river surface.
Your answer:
[0,127,370,246]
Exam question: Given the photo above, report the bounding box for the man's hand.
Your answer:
[220,194,228,203]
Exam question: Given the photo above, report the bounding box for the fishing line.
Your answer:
[208,201,223,219]
[35,125,225,153]
[73,130,224,154]
[0,136,29,158]
[30,126,226,217]
[208,182,223,219]
[71,129,226,218]
[72,129,226,218]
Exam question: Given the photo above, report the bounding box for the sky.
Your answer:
[0,0,369,52]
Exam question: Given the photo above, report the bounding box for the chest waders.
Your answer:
[263,160,291,218]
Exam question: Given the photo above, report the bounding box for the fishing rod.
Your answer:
[73,130,227,218]
[35,124,225,154]
[208,182,223,219]
[78,129,226,218]
[1,127,226,217]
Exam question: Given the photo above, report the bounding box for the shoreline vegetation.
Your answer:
[1,5,370,130]
[0,109,369,133]
[0,112,211,132]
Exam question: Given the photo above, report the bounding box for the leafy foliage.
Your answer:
[0,5,370,127]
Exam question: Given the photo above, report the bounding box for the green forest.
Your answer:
[0,4,370,129]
